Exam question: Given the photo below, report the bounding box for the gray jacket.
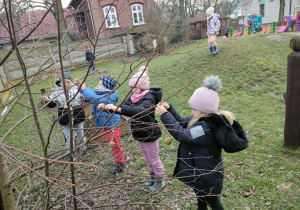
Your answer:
[49,80,83,109]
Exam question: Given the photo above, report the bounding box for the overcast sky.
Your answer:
[62,0,70,8]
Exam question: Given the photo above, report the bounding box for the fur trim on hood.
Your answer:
[206,114,248,153]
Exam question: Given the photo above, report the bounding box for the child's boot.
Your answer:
[124,153,130,161]
[212,44,218,55]
[209,45,213,55]
[144,171,155,187]
[149,175,165,193]
[112,162,127,174]
[80,146,90,157]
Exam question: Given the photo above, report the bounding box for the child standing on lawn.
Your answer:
[155,75,248,209]
[225,26,230,38]
[85,46,95,72]
[98,66,165,192]
[74,76,128,174]
[206,6,220,55]
[43,70,90,156]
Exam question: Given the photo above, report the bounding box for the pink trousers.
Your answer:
[138,139,164,177]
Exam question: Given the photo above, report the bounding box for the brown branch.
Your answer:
[0,143,97,168]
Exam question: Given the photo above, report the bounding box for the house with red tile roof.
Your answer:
[0,9,78,49]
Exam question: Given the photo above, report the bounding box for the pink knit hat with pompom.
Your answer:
[129,66,150,90]
[188,75,222,114]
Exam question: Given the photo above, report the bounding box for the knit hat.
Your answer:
[84,46,89,50]
[100,76,116,90]
[60,69,73,82]
[129,66,150,90]
[206,7,214,15]
[188,75,222,114]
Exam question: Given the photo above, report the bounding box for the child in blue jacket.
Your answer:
[156,75,248,209]
[75,76,127,174]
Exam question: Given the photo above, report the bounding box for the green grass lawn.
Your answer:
[1,33,300,209]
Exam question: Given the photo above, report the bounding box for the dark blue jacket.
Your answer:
[81,87,121,128]
[85,50,93,61]
[160,105,248,194]
[120,88,162,142]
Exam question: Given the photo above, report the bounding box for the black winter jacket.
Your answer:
[47,101,85,126]
[160,105,248,194]
[120,88,162,142]
[85,50,93,61]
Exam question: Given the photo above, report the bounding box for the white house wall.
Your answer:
[241,0,300,24]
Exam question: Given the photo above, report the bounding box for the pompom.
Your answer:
[203,75,222,92]
[138,66,149,74]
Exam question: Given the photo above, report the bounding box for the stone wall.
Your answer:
[0,37,127,81]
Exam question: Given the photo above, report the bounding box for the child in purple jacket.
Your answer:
[206,7,220,55]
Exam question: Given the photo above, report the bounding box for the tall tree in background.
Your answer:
[159,0,254,18]
[202,0,253,16]
[278,0,285,26]
[53,0,73,42]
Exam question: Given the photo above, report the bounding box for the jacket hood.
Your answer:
[150,88,162,104]
[207,13,220,20]
[205,114,248,153]
[54,79,62,90]
[94,87,111,95]
[212,14,220,18]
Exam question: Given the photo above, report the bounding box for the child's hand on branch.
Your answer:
[74,78,85,90]
[43,96,50,102]
[98,103,105,110]
[74,78,80,85]
[160,102,170,110]
[155,105,167,116]
[105,104,117,111]
[98,104,118,112]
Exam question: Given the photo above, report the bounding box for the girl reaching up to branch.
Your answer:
[155,75,248,209]
[99,66,165,193]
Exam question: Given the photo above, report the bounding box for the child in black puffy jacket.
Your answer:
[99,66,165,193]
[156,75,248,210]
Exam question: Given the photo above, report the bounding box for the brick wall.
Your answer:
[74,0,155,38]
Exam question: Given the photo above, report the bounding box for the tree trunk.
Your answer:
[278,0,285,26]
[0,154,16,210]
[53,0,73,42]
[178,0,187,40]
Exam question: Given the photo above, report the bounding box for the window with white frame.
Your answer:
[131,4,144,25]
[103,6,119,28]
